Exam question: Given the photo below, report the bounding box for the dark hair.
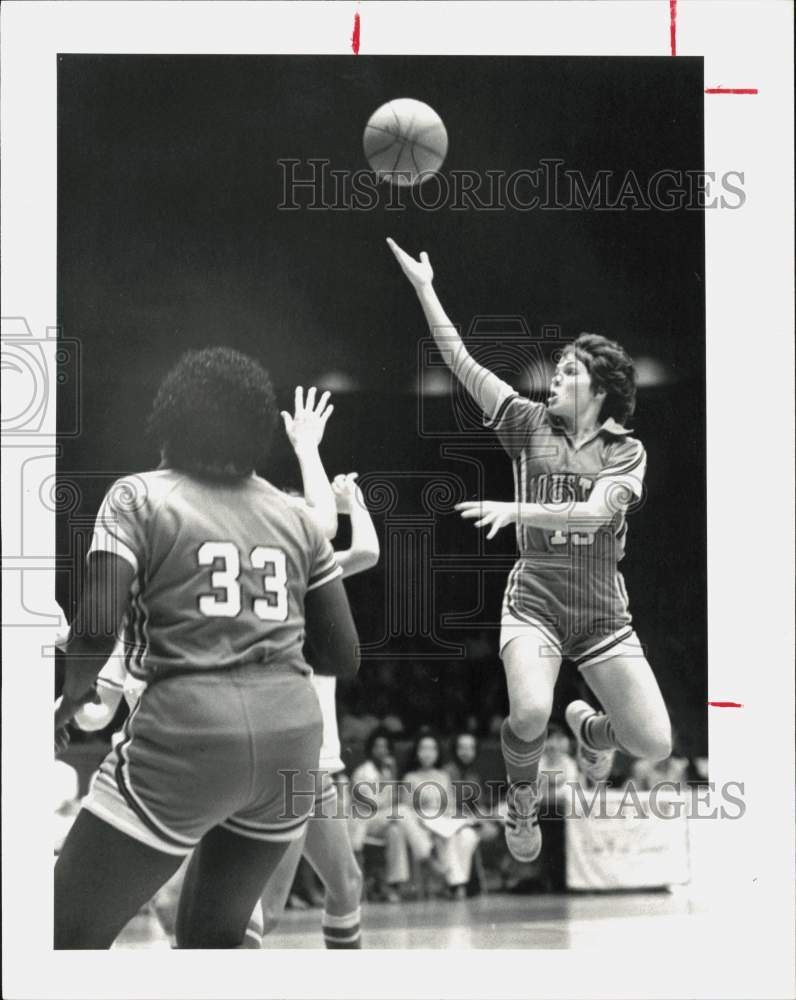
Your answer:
[406,729,443,772]
[364,726,394,761]
[572,333,637,425]
[147,347,277,479]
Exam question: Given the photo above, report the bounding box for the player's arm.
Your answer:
[304,577,360,678]
[71,679,125,732]
[55,552,135,728]
[281,386,337,540]
[331,473,380,579]
[386,238,514,418]
[456,472,644,539]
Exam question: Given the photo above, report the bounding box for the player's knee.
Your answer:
[341,864,364,907]
[620,726,671,763]
[509,703,551,742]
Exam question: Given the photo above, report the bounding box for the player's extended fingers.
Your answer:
[455,501,483,512]
[420,251,431,267]
[294,385,304,415]
[458,507,485,520]
[386,237,412,266]
[305,386,317,413]
[315,389,331,414]
[280,411,294,432]
[319,403,334,426]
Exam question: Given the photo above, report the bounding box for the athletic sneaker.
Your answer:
[504,782,542,863]
[566,700,615,783]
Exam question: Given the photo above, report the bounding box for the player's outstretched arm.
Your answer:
[281,386,338,539]
[386,237,513,418]
[331,472,380,579]
[455,474,642,539]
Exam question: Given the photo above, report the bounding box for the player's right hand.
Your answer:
[331,472,362,515]
[386,238,434,289]
[281,386,334,453]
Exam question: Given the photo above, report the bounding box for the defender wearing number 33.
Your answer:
[387,238,672,867]
[54,348,359,949]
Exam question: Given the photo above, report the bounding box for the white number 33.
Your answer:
[197,542,288,622]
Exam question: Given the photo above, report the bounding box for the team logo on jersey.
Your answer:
[531,473,593,504]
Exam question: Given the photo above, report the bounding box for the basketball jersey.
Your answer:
[485,385,646,562]
[89,469,341,680]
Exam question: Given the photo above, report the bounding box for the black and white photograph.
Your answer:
[1,3,794,998]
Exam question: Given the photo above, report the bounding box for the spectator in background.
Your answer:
[402,732,480,900]
[445,732,501,833]
[349,727,414,902]
[445,732,501,893]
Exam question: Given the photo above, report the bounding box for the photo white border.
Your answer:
[2,2,793,998]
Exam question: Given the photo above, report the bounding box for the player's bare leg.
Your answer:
[175,826,293,949]
[566,653,672,783]
[246,832,306,946]
[303,811,364,948]
[500,632,562,862]
[55,811,184,949]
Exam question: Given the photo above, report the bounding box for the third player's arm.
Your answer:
[331,473,380,579]
[386,238,513,418]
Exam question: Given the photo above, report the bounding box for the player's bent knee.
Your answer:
[619,727,672,762]
[509,703,551,742]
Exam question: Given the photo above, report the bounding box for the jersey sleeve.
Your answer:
[88,476,149,573]
[483,389,547,458]
[596,437,647,499]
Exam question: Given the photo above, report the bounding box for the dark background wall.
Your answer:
[57,55,706,756]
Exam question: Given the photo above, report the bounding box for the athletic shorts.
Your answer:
[82,662,323,856]
[500,556,644,669]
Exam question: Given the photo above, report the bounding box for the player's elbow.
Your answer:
[356,546,380,571]
[312,633,360,678]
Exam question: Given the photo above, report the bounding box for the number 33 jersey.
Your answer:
[89,469,341,680]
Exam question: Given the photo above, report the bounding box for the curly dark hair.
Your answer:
[572,333,637,425]
[146,347,278,479]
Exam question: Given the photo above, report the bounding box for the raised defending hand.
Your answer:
[281,386,334,453]
[455,500,517,540]
[386,238,434,289]
[331,472,363,515]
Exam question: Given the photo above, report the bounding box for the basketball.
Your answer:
[363,98,448,187]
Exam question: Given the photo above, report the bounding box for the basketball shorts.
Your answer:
[82,662,323,856]
[500,556,644,670]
